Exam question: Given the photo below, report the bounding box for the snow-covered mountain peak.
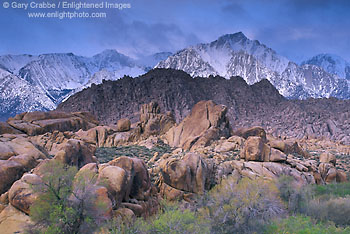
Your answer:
[136,52,172,69]
[302,53,350,80]
[156,32,350,100]
[92,49,137,71]
[158,32,290,77]
[0,54,38,74]
[0,67,11,79]
[215,32,248,45]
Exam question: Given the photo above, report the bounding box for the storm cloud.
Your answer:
[0,0,349,62]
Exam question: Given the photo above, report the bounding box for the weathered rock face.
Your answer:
[268,140,310,158]
[30,130,75,156]
[98,165,129,205]
[234,126,267,142]
[0,161,25,195]
[269,148,287,162]
[241,136,270,162]
[54,139,96,168]
[0,142,16,160]
[82,185,113,220]
[0,204,32,234]
[139,102,176,138]
[72,102,175,148]
[164,100,232,151]
[108,156,151,201]
[0,134,48,196]
[116,118,131,132]
[8,154,39,171]
[5,111,98,136]
[159,153,208,195]
[319,152,336,166]
[0,122,22,135]
[0,136,46,161]
[318,162,344,184]
[8,174,41,214]
[214,136,245,153]
[238,161,315,185]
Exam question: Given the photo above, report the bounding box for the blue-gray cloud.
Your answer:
[0,0,349,62]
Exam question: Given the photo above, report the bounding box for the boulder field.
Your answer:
[0,100,348,233]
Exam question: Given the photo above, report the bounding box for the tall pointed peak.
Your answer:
[218,32,248,41]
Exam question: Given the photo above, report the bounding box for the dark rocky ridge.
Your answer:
[57,68,350,144]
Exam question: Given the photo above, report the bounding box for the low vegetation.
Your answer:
[266,215,350,234]
[27,162,350,234]
[95,141,172,163]
[107,202,210,234]
[27,161,110,234]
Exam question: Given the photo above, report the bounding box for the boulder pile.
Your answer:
[0,99,348,233]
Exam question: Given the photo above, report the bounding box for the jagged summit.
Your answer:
[0,50,170,120]
[214,32,248,44]
[302,53,350,80]
[1,33,350,120]
[156,32,350,99]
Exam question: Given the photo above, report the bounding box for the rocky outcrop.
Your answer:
[116,118,131,132]
[0,122,22,135]
[234,126,267,142]
[98,165,129,206]
[57,69,350,144]
[0,135,47,196]
[241,136,287,162]
[268,139,310,158]
[0,135,46,161]
[8,174,41,214]
[238,161,315,184]
[164,100,231,150]
[0,204,32,234]
[159,153,208,197]
[241,136,271,162]
[72,102,175,148]
[139,102,176,138]
[319,152,336,166]
[0,161,25,195]
[53,139,96,168]
[5,111,98,136]
[214,136,245,153]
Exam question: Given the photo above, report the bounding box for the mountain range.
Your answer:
[57,68,350,144]
[0,50,171,120]
[1,32,350,120]
[156,32,350,99]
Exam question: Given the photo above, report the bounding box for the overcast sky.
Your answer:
[0,0,349,63]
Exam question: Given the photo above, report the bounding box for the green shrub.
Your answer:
[266,215,350,234]
[27,161,110,234]
[106,202,210,234]
[276,175,312,214]
[95,140,172,163]
[306,197,350,227]
[198,177,286,234]
[311,182,350,198]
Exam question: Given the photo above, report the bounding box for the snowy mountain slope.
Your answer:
[0,54,38,74]
[136,52,172,69]
[0,73,55,121]
[0,67,11,79]
[19,53,92,92]
[156,32,350,99]
[302,54,350,80]
[90,49,139,72]
[0,49,170,119]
